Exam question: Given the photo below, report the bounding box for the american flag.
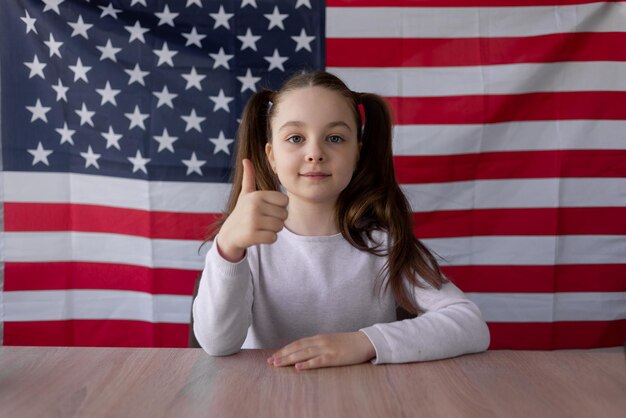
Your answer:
[1,0,625,349]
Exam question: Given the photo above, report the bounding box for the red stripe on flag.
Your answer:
[6,204,625,240]
[487,320,626,350]
[395,150,626,183]
[327,33,626,67]
[4,262,200,295]
[4,202,218,240]
[413,208,626,238]
[443,264,626,293]
[5,319,624,349]
[7,262,625,295]
[4,320,190,348]
[388,92,626,124]
[327,0,618,6]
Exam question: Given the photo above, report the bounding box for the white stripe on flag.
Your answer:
[2,171,231,213]
[1,231,207,270]
[469,292,626,323]
[3,232,624,267]
[331,63,626,97]
[5,289,624,323]
[4,173,625,212]
[393,121,626,156]
[424,235,626,266]
[326,3,626,38]
[404,178,626,212]
[3,290,192,323]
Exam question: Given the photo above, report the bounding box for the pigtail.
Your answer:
[205,89,279,241]
[337,92,446,316]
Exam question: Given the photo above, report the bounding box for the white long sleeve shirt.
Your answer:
[193,227,490,364]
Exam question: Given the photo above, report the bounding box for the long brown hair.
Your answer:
[208,71,446,315]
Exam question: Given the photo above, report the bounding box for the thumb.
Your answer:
[240,158,256,194]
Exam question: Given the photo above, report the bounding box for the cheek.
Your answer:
[271,149,294,176]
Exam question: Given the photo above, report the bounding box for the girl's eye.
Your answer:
[327,135,343,143]
[287,135,304,144]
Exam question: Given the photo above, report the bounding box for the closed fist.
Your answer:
[217,159,288,262]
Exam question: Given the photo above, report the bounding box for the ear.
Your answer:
[265,142,276,172]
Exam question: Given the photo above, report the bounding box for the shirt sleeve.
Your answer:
[192,237,254,356]
[359,279,490,364]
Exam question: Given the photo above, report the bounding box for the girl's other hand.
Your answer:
[267,332,376,371]
[218,159,289,262]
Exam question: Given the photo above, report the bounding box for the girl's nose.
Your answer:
[306,142,325,162]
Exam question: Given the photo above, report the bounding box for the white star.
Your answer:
[155,4,178,26]
[28,142,53,166]
[125,21,149,43]
[130,0,147,6]
[153,128,178,152]
[186,0,203,7]
[181,109,206,132]
[26,99,51,123]
[181,66,206,90]
[96,39,121,62]
[101,126,123,149]
[128,150,151,174]
[99,126,122,150]
[153,85,177,108]
[24,55,46,79]
[182,26,206,47]
[51,79,69,102]
[241,0,257,8]
[125,64,149,86]
[99,3,121,19]
[182,152,206,176]
[80,146,101,169]
[209,47,234,70]
[75,102,96,127]
[264,49,288,71]
[56,122,75,145]
[237,28,261,52]
[209,89,234,113]
[42,0,64,14]
[237,69,261,93]
[209,5,233,30]
[44,33,63,58]
[21,10,37,34]
[264,6,288,30]
[125,105,149,130]
[209,131,234,155]
[68,15,93,39]
[292,28,315,52]
[295,0,312,9]
[68,57,91,83]
[96,81,121,106]
[153,42,178,67]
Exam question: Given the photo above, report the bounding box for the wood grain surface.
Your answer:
[0,347,624,418]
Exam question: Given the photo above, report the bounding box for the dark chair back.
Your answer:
[189,273,202,348]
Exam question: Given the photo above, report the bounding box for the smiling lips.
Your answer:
[300,171,331,179]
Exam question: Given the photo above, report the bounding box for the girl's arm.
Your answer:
[360,280,490,364]
[268,280,488,369]
[192,238,254,356]
[194,159,287,356]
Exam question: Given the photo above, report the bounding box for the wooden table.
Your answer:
[0,347,624,418]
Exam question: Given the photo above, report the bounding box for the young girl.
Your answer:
[193,71,490,370]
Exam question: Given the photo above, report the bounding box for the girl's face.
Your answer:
[265,86,360,208]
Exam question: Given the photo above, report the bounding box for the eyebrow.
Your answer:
[278,121,353,133]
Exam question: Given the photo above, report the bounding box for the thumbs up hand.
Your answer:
[217,159,289,262]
